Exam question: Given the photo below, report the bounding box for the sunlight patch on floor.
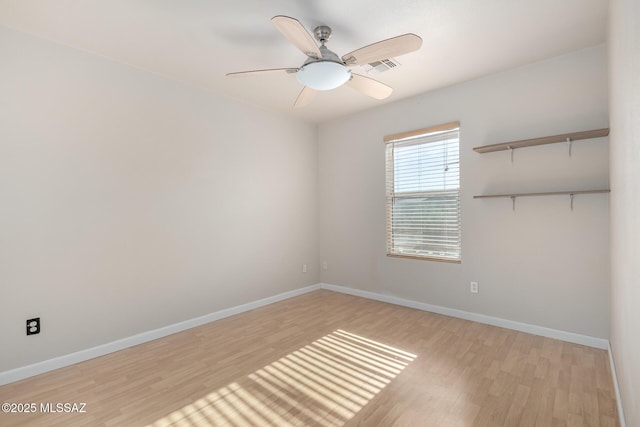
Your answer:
[149,329,416,427]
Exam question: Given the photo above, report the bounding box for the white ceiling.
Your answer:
[0,0,608,123]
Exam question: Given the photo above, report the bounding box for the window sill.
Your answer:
[387,253,461,264]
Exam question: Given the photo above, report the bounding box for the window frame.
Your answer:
[384,121,461,263]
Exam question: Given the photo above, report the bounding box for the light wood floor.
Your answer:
[0,290,619,426]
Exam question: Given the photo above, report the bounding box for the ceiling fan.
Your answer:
[226,15,422,108]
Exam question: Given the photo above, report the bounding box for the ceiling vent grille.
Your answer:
[363,58,401,75]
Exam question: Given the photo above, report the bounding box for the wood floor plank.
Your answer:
[0,290,619,426]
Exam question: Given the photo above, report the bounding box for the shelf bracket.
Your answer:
[511,195,516,211]
[507,146,514,163]
[570,193,574,210]
[566,137,572,157]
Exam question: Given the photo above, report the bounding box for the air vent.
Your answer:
[362,58,401,75]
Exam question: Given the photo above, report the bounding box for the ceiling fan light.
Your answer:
[296,61,351,91]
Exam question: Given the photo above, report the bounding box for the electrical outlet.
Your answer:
[470,281,479,294]
[26,317,40,335]
[302,264,307,273]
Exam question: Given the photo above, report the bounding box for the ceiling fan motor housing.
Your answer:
[302,45,342,65]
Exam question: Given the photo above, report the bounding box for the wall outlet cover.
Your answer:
[26,318,40,335]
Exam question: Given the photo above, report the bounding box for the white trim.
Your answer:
[607,341,627,427]
[0,284,321,386]
[320,283,609,350]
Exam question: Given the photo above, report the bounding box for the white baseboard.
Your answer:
[607,341,627,427]
[1,282,612,388]
[320,283,609,350]
[0,284,321,386]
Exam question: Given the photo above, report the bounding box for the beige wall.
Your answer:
[0,27,319,372]
[609,0,640,424]
[319,46,610,338]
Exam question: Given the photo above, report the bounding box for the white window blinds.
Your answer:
[385,122,461,262]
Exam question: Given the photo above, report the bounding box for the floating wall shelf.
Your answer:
[473,128,609,154]
[473,189,610,199]
[474,189,610,210]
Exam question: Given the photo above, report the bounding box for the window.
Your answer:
[385,122,461,262]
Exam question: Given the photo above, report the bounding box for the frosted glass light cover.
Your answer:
[296,61,351,91]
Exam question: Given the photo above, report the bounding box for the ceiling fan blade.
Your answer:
[294,86,317,108]
[342,33,422,65]
[226,68,298,78]
[272,15,322,58]
[346,74,393,99]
